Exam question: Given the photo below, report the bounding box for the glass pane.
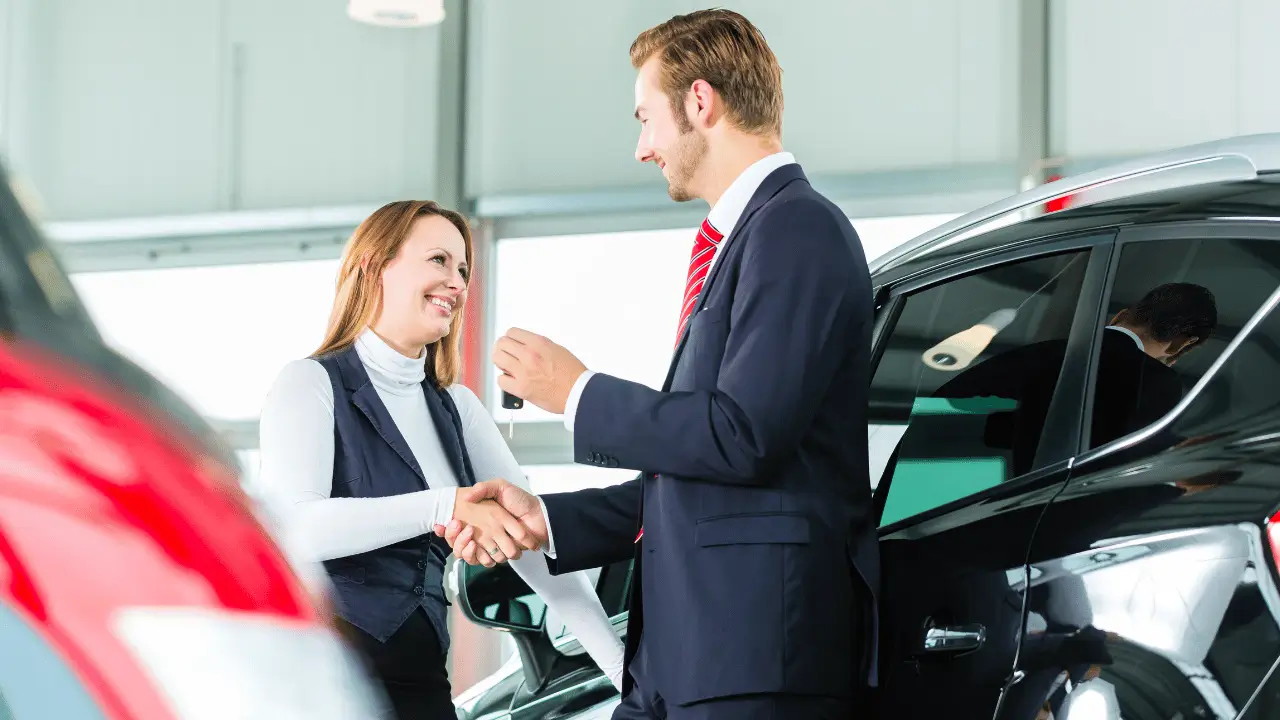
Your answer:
[489,214,956,421]
[69,259,340,421]
[871,250,1091,525]
[1085,237,1280,450]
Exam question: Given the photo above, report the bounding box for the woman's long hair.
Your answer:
[314,200,473,387]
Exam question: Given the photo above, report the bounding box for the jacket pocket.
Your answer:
[695,513,810,547]
[328,566,367,585]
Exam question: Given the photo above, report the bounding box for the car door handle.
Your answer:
[921,624,986,653]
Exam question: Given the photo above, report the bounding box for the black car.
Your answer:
[452,133,1280,720]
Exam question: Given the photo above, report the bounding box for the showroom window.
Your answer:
[68,259,340,422]
[487,213,958,422]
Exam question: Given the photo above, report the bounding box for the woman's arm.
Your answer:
[450,385,626,690]
[257,359,456,563]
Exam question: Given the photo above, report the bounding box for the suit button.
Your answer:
[413,585,425,596]
[417,559,427,570]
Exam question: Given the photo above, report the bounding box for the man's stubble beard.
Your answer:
[666,117,708,203]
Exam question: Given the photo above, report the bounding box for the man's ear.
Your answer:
[1109,309,1128,325]
[688,79,718,127]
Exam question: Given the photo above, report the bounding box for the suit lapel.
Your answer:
[337,348,428,487]
[352,383,427,486]
[662,164,808,390]
[423,385,476,488]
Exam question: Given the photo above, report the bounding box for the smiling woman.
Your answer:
[247,200,626,717]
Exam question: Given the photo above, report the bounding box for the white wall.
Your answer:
[1051,0,1280,159]
[6,0,442,221]
[466,0,1019,198]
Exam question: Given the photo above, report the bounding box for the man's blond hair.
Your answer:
[630,9,783,137]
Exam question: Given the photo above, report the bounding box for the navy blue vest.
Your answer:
[313,345,476,651]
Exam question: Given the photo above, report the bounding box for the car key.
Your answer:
[501,391,523,439]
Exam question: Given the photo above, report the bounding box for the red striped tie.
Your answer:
[675,218,724,346]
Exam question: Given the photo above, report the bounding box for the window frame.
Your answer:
[1073,220,1280,465]
[869,229,1118,531]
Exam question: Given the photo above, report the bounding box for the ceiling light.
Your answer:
[347,0,445,28]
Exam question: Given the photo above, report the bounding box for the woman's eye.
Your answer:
[430,255,446,265]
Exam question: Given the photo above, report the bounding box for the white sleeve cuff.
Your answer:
[538,496,558,559]
[562,370,596,433]
[435,487,457,529]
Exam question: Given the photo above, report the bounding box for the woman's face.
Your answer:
[374,215,469,354]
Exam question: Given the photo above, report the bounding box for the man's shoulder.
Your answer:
[759,177,846,223]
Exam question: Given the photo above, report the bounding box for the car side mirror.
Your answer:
[452,560,562,693]
[455,560,546,634]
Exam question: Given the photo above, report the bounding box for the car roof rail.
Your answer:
[872,132,1280,275]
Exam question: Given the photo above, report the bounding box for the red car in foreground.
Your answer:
[0,167,387,718]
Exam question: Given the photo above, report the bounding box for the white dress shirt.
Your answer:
[1106,325,1145,351]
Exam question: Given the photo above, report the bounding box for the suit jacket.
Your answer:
[539,164,879,706]
[934,328,1185,476]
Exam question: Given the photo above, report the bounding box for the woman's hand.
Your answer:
[451,489,541,567]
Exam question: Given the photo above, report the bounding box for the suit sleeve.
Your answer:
[573,199,869,485]
[540,477,643,575]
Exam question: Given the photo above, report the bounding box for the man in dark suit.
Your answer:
[935,282,1217,476]
[437,9,877,719]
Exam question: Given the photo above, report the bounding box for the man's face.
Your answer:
[634,58,708,202]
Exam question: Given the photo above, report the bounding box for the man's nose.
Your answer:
[636,137,653,163]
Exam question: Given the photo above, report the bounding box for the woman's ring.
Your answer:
[489,547,502,556]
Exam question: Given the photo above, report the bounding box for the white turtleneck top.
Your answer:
[256,328,624,689]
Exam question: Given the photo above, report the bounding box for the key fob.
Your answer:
[501,391,524,409]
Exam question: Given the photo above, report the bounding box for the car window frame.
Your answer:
[869,229,1118,532]
[1074,220,1280,464]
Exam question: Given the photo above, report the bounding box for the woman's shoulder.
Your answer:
[266,358,335,407]
[444,382,482,406]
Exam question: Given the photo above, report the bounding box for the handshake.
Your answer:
[436,479,548,567]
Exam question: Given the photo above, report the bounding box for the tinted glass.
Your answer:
[1085,235,1280,450]
[1169,288,1280,443]
[871,251,1090,525]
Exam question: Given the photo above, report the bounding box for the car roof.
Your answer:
[872,133,1280,285]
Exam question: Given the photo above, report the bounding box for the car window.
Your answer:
[1167,285,1280,446]
[870,250,1091,526]
[1084,234,1280,451]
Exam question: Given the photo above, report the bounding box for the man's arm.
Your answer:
[540,477,642,575]
[573,200,869,486]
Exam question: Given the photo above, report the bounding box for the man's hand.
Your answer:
[435,479,547,566]
[492,328,586,415]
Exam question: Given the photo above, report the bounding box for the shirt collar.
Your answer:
[1105,325,1145,352]
[706,151,796,236]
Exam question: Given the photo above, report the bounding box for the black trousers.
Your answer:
[336,609,455,720]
